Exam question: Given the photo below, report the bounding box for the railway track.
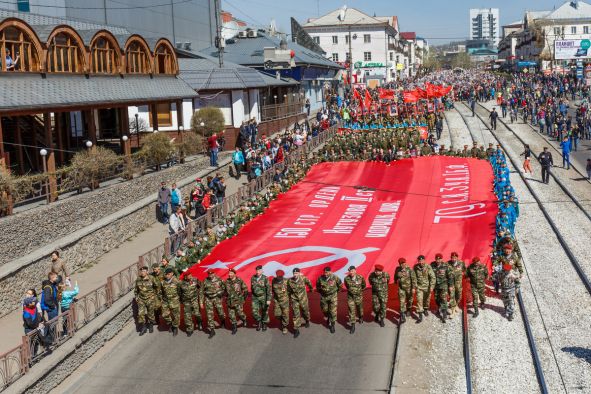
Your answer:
[455,105,551,394]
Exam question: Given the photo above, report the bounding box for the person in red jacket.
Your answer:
[207,133,219,167]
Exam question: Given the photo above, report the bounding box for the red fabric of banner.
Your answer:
[378,88,395,100]
[353,89,362,104]
[364,90,373,109]
[184,159,497,284]
[403,90,418,103]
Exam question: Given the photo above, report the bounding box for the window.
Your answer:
[363,34,371,43]
[331,53,339,62]
[154,43,177,74]
[17,0,30,12]
[364,51,371,61]
[332,35,338,44]
[90,36,119,74]
[345,35,350,44]
[0,25,40,72]
[313,36,320,44]
[150,103,172,127]
[126,40,151,73]
[389,52,394,61]
[554,27,561,35]
[345,52,350,61]
[572,26,577,34]
[396,55,400,63]
[47,31,85,73]
[585,26,589,34]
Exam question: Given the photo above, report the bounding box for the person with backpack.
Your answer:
[23,296,45,357]
[41,272,60,321]
[232,147,245,179]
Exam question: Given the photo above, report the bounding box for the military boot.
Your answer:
[138,324,147,336]
[417,312,423,322]
[350,324,355,334]
[440,312,446,323]
[282,326,288,335]
[480,302,485,311]
[262,323,268,332]
[147,323,154,334]
[208,328,216,339]
[187,330,193,337]
[358,318,363,324]
[473,305,479,318]
[508,314,513,321]
[172,327,178,336]
[379,318,385,327]
[304,320,310,328]
[197,320,203,331]
[400,313,406,324]
[256,321,262,331]
[329,323,335,334]
[220,318,226,328]
[232,324,237,335]
[423,310,429,317]
[294,329,300,338]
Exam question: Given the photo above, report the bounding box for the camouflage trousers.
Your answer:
[273,298,290,328]
[251,296,270,323]
[434,288,449,313]
[183,299,202,332]
[161,300,180,328]
[320,293,338,324]
[372,292,388,320]
[290,296,310,328]
[449,280,463,309]
[204,296,225,329]
[501,286,516,317]
[471,283,486,306]
[136,297,156,324]
[415,288,432,313]
[398,288,413,313]
[227,301,246,325]
[347,294,363,324]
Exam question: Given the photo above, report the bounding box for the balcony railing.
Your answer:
[261,102,305,122]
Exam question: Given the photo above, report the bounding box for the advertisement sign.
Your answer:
[554,39,591,60]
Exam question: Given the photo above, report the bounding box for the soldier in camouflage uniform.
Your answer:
[161,268,181,336]
[200,270,226,338]
[272,270,290,334]
[344,265,366,333]
[467,257,488,317]
[251,265,271,331]
[160,257,178,277]
[414,255,435,322]
[494,261,519,321]
[150,263,163,324]
[431,253,454,323]
[448,252,466,317]
[179,273,202,336]
[224,269,248,335]
[287,267,313,338]
[316,266,342,333]
[368,264,390,327]
[174,249,190,274]
[134,266,159,336]
[394,258,415,324]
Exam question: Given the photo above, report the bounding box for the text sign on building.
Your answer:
[554,39,591,60]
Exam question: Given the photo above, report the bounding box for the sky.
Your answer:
[222,0,570,44]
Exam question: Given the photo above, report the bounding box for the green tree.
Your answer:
[191,107,225,138]
[451,52,472,69]
[139,132,176,169]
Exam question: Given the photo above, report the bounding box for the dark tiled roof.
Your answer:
[200,33,342,69]
[0,74,197,113]
[178,54,297,91]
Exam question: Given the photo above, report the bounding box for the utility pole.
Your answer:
[171,0,176,47]
[214,0,223,68]
[348,25,353,86]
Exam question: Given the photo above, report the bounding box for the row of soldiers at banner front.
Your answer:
[134,250,523,338]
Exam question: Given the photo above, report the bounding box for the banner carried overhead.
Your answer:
[554,39,591,60]
[184,159,498,284]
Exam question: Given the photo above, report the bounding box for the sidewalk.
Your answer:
[0,163,246,354]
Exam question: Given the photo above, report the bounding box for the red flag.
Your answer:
[378,88,395,100]
[416,87,428,99]
[425,83,438,99]
[364,90,373,109]
[403,90,418,103]
[353,89,362,104]
[439,86,453,96]
[184,159,497,285]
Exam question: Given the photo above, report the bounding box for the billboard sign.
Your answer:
[555,39,591,60]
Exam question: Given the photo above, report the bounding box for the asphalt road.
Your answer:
[65,295,399,394]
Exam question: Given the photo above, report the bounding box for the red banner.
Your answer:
[364,90,373,109]
[378,88,396,100]
[185,159,497,284]
[403,90,418,103]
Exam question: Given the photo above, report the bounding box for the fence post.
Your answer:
[106,276,114,307]
[67,308,77,336]
[138,255,145,269]
[21,335,30,372]
[164,236,171,256]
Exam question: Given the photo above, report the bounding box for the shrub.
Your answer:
[139,132,176,167]
[63,146,122,190]
[191,107,225,137]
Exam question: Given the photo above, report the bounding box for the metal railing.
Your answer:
[0,125,338,391]
[261,102,305,121]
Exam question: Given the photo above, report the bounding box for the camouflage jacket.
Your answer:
[174,255,190,273]
[179,278,201,303]
[432,262,453,290]
[494,253,524,275]
[414,263,435,291]
[368,272,390,295]
[272,277,290,303]
[394,266,416,291]
[250,274,272,300]
[448,260,466,284]
[201,274,225,299]
[225,277,248,307]
[344,274,367,297]
[161,277,181,304]
[134,275,159,301]
[287,275,313,301]
[467,263,488,287]
[496,269,519,290]
[316,274,342,297]
[159,264,179,277]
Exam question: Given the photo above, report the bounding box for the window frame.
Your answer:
[89,32,121,74]
[331,53,339,62]
[125,37,152,74]
[45,27,86,74]
[364,51,371,61]
[363,34,371,43]
[0,20,43,72]
[332,35,338,44]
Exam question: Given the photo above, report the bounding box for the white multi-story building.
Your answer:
[514,1,591,70]
[303,6,401,84]
[470,8,500,47]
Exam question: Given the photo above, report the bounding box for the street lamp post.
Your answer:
[40,149,49,203]
[134,113,139,148]
[200,122,205,154]
[178,125,185,163]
